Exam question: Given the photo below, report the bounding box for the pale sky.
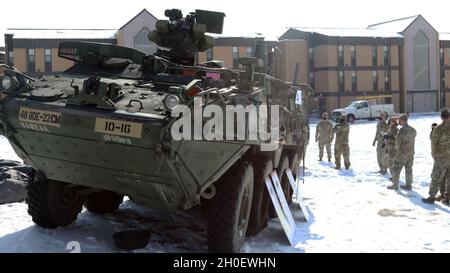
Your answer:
[1,0,450,47]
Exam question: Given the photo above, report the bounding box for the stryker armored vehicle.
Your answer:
[0,9,312,252]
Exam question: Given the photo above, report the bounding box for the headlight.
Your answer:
[1,76,12,90]
[164,94,181,110]
[0,75,18,92]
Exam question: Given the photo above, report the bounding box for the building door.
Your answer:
[319,98,326,114]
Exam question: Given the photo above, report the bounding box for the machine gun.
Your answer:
[149,9,225,65]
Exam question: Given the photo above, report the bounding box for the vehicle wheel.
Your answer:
[85,191,123,214]
[27,175,85,228]
[268,155,289,218]
[208,161,254,253]
[347,114,355,123]
[247,157,273,236]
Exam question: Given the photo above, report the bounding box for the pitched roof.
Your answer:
[7,28,117,39]
[367,15,420,33]
[119,9,158,30]
[282,27,402,39]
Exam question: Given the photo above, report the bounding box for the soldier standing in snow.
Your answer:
[331,116,350,170]
[315,112,333,162]
[373,112,390,174]
[383,117,399,178]
[422,108,450,205]
[429,123,446,201]
[387,114,417,191]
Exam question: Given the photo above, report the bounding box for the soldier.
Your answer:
[383,116,399,177]
[373,112,390,174]
[429,123,446,201]
[387,114,417,190]
[315,112,333,162]
[422,108,450,205]
[331,115,350,170]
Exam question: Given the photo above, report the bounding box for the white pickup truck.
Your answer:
[332,100,395,122]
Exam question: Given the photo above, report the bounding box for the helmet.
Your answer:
[389,116,398,125]
[398,114,408,121]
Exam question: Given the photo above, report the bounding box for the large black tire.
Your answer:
[27,176,85,228]
[207,161,254,253]
[268,155,289,218]
[85,191,123,214]
[247,158,273,236]
[347,114,355,123]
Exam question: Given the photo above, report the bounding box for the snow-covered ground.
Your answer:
[0,114,449,253]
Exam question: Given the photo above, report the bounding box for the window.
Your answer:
[372,46,377,66]
[8,51,14,65]
[28,49,35,64]
[413,31,430,89]
[373,71,378,91]
[134,27,157,54]
[308,47,314,67]
[385,70,390,91]
[309,72,314,88]
[384,46,389,66]
[232,46,239,68]
[28,48,35,72]
[339,71,344,92]
[338,45,344,66]
[44,49,51,64]
[351,71,357,91]
[351,46,356,66]
[246,47,252,57]
[206,48,213,61]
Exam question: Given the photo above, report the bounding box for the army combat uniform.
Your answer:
[373,119,389,173]
[316,118,333,161]
[332,118,350,169]
[383,123,399,176]
[429,123,446,200]
[391,123,417,188]
[426,120,450,203]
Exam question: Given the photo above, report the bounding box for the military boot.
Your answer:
[400,184,412,191]
[421,196,435,204]
[442,198,449,205]
[387,184,398,190]
[334,166,341,170]
[443,193,450,205]
[435,194,443,201]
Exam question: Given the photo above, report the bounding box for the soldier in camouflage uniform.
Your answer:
[387,114,417,190]
[315,112,333,161]
[331,116,350,170]
[422,108,450,205]
[373,112,390,174]
[383,117,399,177]
[429,123,446,201]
